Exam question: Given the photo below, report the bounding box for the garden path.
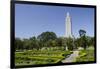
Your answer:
[62,50,79,63]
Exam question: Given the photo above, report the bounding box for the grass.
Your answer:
[15,50,72,66]
[15,46,95,66]
[76,47,95,62]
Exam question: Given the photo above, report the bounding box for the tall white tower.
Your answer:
[65,12,73,38]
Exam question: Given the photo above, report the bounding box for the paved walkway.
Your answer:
[62,51,79,63]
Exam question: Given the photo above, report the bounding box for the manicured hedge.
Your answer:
[15,50,72,66]
[76,49,94,62]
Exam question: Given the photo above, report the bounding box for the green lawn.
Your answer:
[15,46,95,66]
[76,47,95,62]
[15,50,72,66]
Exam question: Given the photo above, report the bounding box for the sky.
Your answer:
[15,4,95,39]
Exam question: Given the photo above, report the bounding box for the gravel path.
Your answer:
[62,51,79,63]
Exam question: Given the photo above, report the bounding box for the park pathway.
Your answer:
[62,51,79,63]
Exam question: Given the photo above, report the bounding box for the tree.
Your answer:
[91,37,94,46]
[22,39,30,50]
[15,38,23,50]
[79,29,87,49]
[79,29,86,37]
[66,37,74,50]
[56,37,63,47]
[85,36,94,47]
[74,38,81,49]
[48,40,57,47]
[37,31,57,42]
[37,31,57,47]
[29,36,39,49]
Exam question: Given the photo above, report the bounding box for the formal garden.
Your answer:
[15,30,95,66]
[76,47,95,62]
[15,50,72,66]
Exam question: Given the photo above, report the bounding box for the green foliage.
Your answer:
[15,50,72,66]
[37,31,57,42]
[15,31,94,51]
[79,29,86,37]
[15,38,23,50]
[76,48,95,62]
[15,31,95,66]
[66,38,74,50]
[79,29,87,49]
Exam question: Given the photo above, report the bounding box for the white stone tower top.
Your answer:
[67,12,70,17]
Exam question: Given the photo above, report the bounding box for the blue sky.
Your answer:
[15,4,94,39]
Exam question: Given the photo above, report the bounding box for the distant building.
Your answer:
[65,12,73,38]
